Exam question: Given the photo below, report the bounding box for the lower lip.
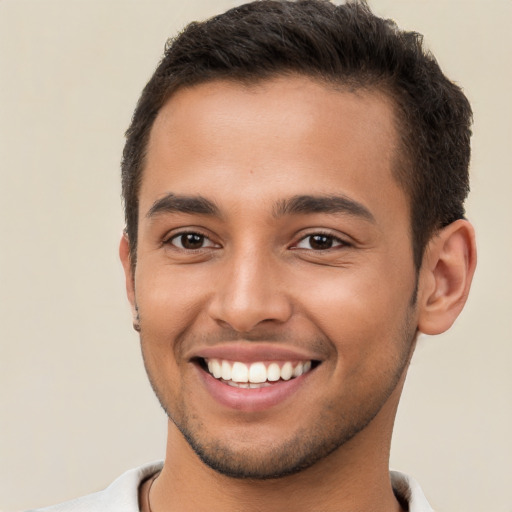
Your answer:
[196,364,314,412]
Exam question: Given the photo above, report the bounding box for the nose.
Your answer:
[207,247,293,333]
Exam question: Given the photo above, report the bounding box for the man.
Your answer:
[32,0,476,511]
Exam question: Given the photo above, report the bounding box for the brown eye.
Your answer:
[295,233,346,250]
[169,232,216,250]
[309,235,334,250]
[181,233,204,249]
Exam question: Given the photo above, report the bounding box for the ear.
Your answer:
[119,232,139,329]
[417,219,477,335]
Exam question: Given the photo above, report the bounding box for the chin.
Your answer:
[165,404,378,480]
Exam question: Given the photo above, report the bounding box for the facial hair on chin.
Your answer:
[139,312,417,481]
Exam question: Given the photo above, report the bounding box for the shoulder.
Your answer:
[27,461,163,512]
[390,470,435,512]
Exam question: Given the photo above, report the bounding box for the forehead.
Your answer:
[141,76,405,222]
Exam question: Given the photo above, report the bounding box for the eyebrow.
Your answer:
[146,192,375,223]
[273,194,375,222]
[146,193,220,219]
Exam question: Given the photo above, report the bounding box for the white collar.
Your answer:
[391,470,435,512]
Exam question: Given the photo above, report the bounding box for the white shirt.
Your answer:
[30,461,434,512]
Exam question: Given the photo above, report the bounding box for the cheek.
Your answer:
[297,266,415,368]
[135,264,206,332]
[134,268,206,387]
[135,267,200,402]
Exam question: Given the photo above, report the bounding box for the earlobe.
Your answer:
[417,219,477,335]
[119,232,139,330]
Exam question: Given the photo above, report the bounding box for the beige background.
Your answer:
[1,1,511,511]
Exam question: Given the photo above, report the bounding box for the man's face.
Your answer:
[126,76,420,478]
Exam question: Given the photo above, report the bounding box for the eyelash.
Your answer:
[164,230,349,252]
[165,231,219,251]
[293,232,350,251]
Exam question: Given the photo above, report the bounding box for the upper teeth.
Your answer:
[206,359,312,383]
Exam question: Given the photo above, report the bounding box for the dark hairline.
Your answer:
[122,0,472,275]
[126,72,422,271]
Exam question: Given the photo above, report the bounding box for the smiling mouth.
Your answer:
[197,358,320,389]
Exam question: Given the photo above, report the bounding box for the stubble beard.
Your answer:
[139,310,417,480]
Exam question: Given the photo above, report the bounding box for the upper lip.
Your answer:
[187,342,324,364]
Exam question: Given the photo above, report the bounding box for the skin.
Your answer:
[120,76,476,512]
